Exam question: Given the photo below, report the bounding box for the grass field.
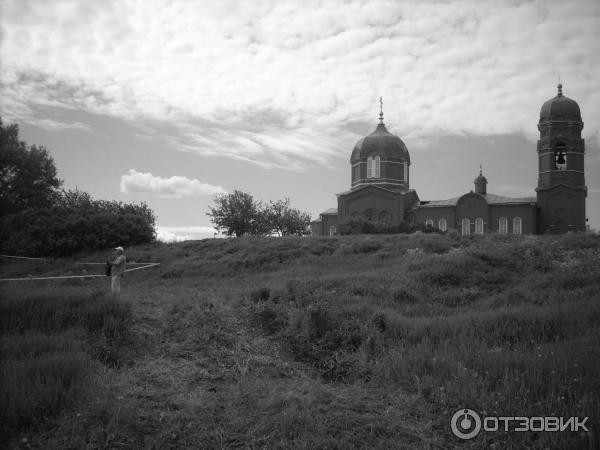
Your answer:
[1,232,599,449]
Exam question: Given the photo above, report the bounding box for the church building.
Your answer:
[311,84,587,236]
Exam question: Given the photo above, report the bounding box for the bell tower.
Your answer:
[536,83,587,233]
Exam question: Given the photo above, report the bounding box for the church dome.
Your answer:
[539,84,581,123]
[474,172,487,184]
[350,122,410,163]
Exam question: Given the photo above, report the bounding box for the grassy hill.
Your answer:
[1,233,599,449]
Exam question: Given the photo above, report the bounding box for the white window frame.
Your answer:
[438,218,447,232]
[461,218,470,236]
[329,225,336,236]
[425,219,433,228]
[367,156,380,178]
[475,217,484,234]
[512,217,522,235]
[499,217,508,234]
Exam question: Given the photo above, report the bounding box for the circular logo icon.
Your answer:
[451,408,482,440]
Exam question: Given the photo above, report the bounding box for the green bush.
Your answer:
[0,189,156,257]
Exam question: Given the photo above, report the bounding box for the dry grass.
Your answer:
[1,232,598,448]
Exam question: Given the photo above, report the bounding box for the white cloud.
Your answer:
[155,225,219,242]
[120,169,225,198]
[1,0,599,168]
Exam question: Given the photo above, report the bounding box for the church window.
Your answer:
[364,209,374,220]
[438,218,447,232]
[475,218,484,234]
[352,165,360,182]
[367,156,380,178]
[554,142,567,170]
[329,225,336,236]
[461,218,470,236]
[512,217,522,235]
[379,210,391,222]
[403,162,408,182]
[425,219,433,228]
[499,217,508,234]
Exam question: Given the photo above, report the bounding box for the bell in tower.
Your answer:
[536,83,587,233]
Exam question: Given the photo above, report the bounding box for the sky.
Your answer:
[1,0,599,241]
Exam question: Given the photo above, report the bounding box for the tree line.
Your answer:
[0,117,156,257]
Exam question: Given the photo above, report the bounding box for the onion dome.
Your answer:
[539,83,582,123]
[350,111,410,164]
[474,166,487,185]
[474,165,487,195]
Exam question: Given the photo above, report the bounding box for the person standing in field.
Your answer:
[108,246,126,295]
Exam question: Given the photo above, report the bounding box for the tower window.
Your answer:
[554,142,567,170]
[461,218,470,236]
[512,217,522,235]
[499,217,508,234]
[367,156,380,178]
[438,218,447,232]
[475,218,484,234]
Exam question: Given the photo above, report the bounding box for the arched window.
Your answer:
[364,209,374,221]
[425,219,433,228]
[499,217,508,234]
[379,210,391,223]
[461,218,470,236]
[438,218,447,232]
[554,142,567,170]
[367,156,380,178]
[513,217,522,235]
[475,217,484,234]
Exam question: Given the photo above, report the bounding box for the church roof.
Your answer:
[418,193,536,207]
[350,122,410,163]
[539,84,581,123]
[320,208,338,215]
[337,185,416,197]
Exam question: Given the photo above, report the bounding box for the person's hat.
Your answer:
[114,246,124,252]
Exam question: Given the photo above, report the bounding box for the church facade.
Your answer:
[311,85,587,236]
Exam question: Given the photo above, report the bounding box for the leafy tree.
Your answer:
[207,190,266,237]
[0,118,156,256]
[0,117,62,215]
[0,189,156,257]
[266,198,311,236]
[207,191,311,237]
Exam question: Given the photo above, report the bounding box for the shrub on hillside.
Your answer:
[0,189,156,257]
[339,217,435,235]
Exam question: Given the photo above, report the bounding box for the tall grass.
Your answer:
[0,286,134,443]
[243,233,600,448]
[1,232,598,448]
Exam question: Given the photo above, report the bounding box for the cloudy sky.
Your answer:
[1,0,599,240]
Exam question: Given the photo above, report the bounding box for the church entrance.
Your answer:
[553,220,568,234]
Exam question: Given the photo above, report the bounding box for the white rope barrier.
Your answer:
[124,263,161,273]
[75,262,157,265]
[0,263,160,282]
[0,255,46,260]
